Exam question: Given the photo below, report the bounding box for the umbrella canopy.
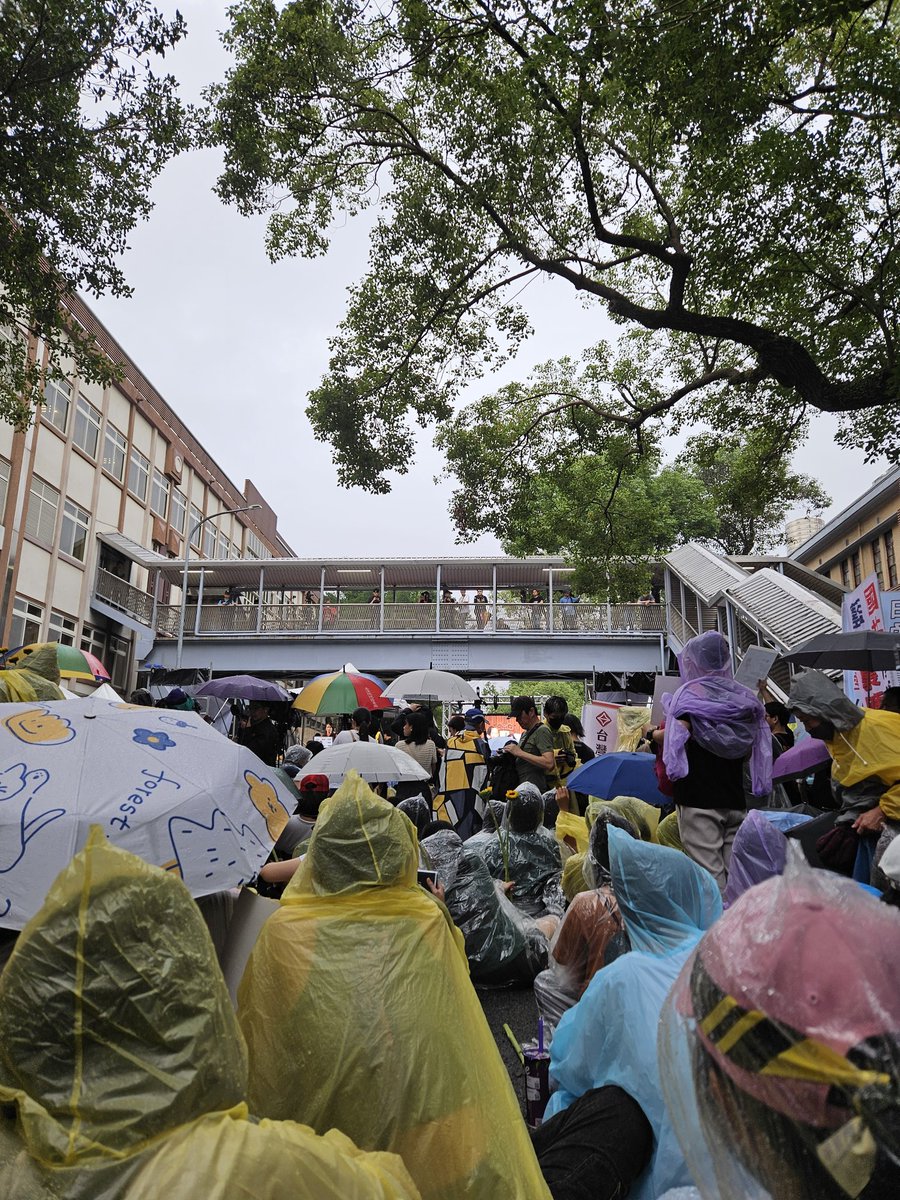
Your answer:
[308,740,432,787]
[0,697,296,929]
[566,750,670,807]
[382,669,478,704]
[91,682,123,702]
[2,642,110,683]
[771,737,831,782]
[194,674,293,702]
[292,664,391,714]
[782,629,900,672]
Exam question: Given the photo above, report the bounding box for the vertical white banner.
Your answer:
[842,573,896,705]
[581,700,621,756]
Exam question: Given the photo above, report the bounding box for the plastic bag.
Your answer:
[659,860,900,1200]
[546,828,722,1200]
[239,773,551,1200]
[0,827,420,1200]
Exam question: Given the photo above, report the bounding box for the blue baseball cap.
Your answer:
[464,708,486,725]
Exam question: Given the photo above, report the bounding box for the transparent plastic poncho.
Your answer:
[238,773,551,1200]
[0,828,420,1200]
[659,860,900,1200]
[422,830,548,985]
[476,785,562,916]
[722,809,792,908]
[546,827,722,1200]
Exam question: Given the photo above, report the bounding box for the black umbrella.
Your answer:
[782,629,900,672]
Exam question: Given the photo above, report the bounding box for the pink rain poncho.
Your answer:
[663,631,772,797]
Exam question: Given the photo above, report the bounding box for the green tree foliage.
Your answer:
[674,429,830,555]
[438,343,828,580]
[213,0,900,496]
[0,0,192,426]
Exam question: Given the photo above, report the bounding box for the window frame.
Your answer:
[150,468,170,520]
[59,498,91,563]
[10,596,43,648]
[72,395,102,459]
[41,378,71,434]
[24,476,60,545]
[47,609,77,647]
[169,488,187,535]
[127,447,151,502]
[102,423,127,482]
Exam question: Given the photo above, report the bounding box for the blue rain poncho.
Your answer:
[663,631,772,797]
[546,826,722,1200]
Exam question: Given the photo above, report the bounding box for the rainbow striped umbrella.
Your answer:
[2,642,111,683]
[292,663,391,714]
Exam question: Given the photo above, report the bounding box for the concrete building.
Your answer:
[790,465,900,592]
[0,290,293,692]
[784,514,824,551]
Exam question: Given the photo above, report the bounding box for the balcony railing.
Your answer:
[154,600,665,638]
[94,568,155,625]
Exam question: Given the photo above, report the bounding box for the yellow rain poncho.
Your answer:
[239,773,552,1200]
[557,793,661,864]
[0,829,420,1200]
[616,705,651,753]
[828,710,900,821]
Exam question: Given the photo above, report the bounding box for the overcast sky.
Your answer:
[89,0,891,559]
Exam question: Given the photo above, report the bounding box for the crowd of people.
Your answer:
[2,629,900,1199]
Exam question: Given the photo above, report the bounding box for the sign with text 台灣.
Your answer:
[581,701,621,756]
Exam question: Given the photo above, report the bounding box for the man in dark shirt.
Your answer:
[505,695,558,793]
[238,701,282,766]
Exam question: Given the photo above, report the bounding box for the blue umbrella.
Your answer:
[567,751,669,808]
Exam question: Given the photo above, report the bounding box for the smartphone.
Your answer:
[417,869,438,889]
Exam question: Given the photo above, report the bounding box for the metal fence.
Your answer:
[94,568,155,625]
[153,600,665,637]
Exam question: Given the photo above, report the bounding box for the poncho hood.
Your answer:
[287,772,418,897]
[788,670,864,732]
[0,829,245,1166]
[609,825,722,956]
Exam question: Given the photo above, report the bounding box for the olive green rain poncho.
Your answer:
[239,773,551,1200]
[0,829,420,1200]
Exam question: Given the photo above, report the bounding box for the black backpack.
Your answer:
[489,752,521,803]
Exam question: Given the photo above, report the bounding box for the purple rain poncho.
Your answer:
[722,809,790,907]
[662,632,772,798]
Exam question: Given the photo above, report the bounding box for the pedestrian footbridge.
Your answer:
[93,540,846,690]
[92,547,667,679]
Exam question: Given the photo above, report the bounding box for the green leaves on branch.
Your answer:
[212,0,900,492]
[0,0,193,426]
[437,342,829,586]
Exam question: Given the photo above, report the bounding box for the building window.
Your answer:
[47,609,77,646]
[73,396,102,458]
[851,551,862,587]
[0,457,9,516]
[10,597,42,648]
[107,633,130,690]
[103,424,127,481]
[150,468,170,519]
[60,499,91,562]
[872,537,884,589]
[42,379,71,433]
[81,625,106,659]
[247,530,269,559]
[169,489,187,535]
[24,477,59,544]
[886,529,898,589]
[202,521,216,560]
[840,559,850,587]
[216,530,231,559]
[127,448,150,502]
[189,504,204,548]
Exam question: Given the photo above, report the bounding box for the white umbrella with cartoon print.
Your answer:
[0,697,295,929]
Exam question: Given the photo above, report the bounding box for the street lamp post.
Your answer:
[175,504,261,668]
